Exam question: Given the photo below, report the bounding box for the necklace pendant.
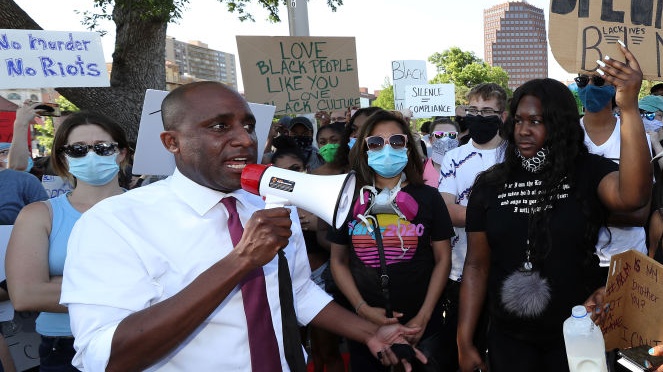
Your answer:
[523,261,533,271]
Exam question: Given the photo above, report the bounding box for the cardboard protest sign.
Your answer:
[237,36,360,115]
[600,250,663,350]
[405,84,455,118]
[549,0,663,79]
[133,89,275,176]
[392,60,427,111]
[0,29,109,89]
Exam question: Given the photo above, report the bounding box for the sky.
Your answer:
[12,0,575,93]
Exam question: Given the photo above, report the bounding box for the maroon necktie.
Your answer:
[221,197,282,371]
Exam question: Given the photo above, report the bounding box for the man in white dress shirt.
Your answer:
[61,81,425,371]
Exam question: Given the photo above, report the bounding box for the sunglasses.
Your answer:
[432,131,458,140]
[574,74,605,88]
[365,134,408,151]
[61,142,119,158]
[642,112,659,121]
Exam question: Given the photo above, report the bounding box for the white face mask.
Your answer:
[643,117,663,132]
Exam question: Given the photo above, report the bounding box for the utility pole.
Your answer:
[287,0,309,36]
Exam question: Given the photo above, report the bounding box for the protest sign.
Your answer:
[237,36,360,115]
[133,89,275,176]
[549,0,663,79]
[392,60,427,111]
[0,225,15,323]
[405,84,455,118]
[0,29,109,89]
[0,225,40,371]
[600,250,663,350]
[42,174,73,199]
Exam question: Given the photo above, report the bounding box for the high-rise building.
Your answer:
[484,1,548,90]
[165,37,238,90]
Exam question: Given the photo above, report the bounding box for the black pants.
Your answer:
[39,336,78,372]
[487,328,568,372]
[438,280,489,372]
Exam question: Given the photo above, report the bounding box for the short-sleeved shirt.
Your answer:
[580,117,649,265]
[0,169,48,225]
[329,183,454,325]
[438,140,505,281]
[466,153,616,341]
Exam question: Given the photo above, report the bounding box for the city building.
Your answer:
[484,1,548,90]
[359,87,378,107]
[165,37,238,90]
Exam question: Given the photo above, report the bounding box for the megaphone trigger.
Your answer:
[241,164,356,230]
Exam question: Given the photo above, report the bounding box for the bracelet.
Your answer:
[355,300,366,313]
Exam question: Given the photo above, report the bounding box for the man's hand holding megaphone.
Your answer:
[229,206,293,268]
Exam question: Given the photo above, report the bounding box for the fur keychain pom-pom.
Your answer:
[501,270,551,318]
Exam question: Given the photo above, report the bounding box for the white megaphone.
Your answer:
[241,164,356,229]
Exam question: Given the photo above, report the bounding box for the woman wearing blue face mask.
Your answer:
[328,109,453,371]
[6,111,128,372]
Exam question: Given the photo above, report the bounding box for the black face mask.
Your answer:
[292,135,313,152]
[465,115,501,144]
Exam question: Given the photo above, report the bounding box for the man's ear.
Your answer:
[160,131,180,154]
[501,110,509,123]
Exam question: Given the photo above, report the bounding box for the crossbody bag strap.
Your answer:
[371,216,392,318]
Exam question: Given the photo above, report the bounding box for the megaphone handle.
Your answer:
[264,195,290,209]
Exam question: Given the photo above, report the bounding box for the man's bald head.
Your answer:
[161,81,240,130]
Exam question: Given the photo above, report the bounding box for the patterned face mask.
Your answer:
[516,147,549,173]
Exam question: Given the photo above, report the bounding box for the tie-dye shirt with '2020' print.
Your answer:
[329,183,454,324]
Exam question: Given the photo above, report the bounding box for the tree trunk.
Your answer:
[0,0,168,143]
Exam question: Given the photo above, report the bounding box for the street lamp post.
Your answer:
[287,0,309,36]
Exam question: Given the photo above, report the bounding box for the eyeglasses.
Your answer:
[432,131,458,140]
[465,108,502,117]
[574,74,605,88]
[365,134,408,151]
[642,111,657,121]
[61,142,119,158]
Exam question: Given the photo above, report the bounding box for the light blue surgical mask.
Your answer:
[578,84,616,113]
[348,137,357,149]
[66,152,119,186]
[25,156,33,173]
[367,146,408,178]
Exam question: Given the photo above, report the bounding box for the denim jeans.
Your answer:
[38,336,78,372]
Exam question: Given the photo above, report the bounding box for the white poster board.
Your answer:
[0,29,109,89]
[405,84,455,118]
[0,225,15,322]
[1,225,40,371]
[42,175,74,199]
[392,60,427,111]
[133,89,276,176]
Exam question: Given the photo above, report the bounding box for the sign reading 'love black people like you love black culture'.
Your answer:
[237,36,360,115]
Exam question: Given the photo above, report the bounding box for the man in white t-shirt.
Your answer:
[436,83,507,371]
[576,73,650,268]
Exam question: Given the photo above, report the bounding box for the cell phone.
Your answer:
[34,102,61,117]
[618,345,663,372]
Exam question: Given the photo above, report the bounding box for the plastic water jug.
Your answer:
[563,305,608,372]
